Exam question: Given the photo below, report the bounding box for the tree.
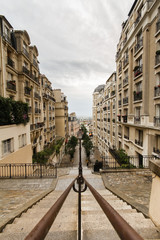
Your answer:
[81,125,93,160]
[66,136,78,160]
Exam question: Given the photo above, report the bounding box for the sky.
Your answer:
[1,0,134,117]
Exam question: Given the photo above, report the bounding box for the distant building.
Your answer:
[68,112,79,137]
[53,89,69,139]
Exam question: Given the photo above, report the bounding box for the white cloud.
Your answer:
[1,0,134,117]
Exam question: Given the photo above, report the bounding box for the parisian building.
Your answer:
[116,0,160,162]
[93,0,160,165]
[93,73,117,159]
[0,15,69,163]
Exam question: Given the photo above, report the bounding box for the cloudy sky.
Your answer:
[1,0,134,117]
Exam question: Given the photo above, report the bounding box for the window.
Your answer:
[2,138,14,155]
[19,134,26,148]
[23,41,27,51]
[156,73,160,85]
[155,104,160,117]
[24,61,28,69]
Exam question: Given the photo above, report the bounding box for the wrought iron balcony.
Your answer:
[156,21,160,33]
[123,76,128,86]
[155,54,160,66]
[124,135,129,140]
[23,66,30,76]
[154,117,160,127]
[24,86,31,95]
[135,139,143,147]
[23,48,29,58]
[134,91,142,101]
[122,115,128,123]
[7,81,16,91]
[134,39,143,54]
[118,100,122,107]
[134,116,141,124]
[35,108,41,114]
[7,57,15,68]
[123,56,129,67]
[34,92,41,100]
[134,65,143,78]
[134,13,141,27]
[153,147,160,154]
[154,85,160,97]
[118,83,122,90]
[123,97,128,105]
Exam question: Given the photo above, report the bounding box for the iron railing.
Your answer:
[84,177,144,240]
[0,163,57,179]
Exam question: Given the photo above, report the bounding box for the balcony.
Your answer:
[23,48,29,58]
[30,74,40,84]
[35,108,41,114]
[153,147,160,154]
[7,81,16,92]
[134,13,141,27]
[135,139,143,147]
[7,57,15,68]
[134,39,143,54]
[134,65,143,78]
[134,91,142,101]
[155,53,160,66]
[34,92,41,100]
[119,65,122,74]
[123,76,128,86]
[23,66,30,76]
[156,21,160,33]
[123,56,129,68]
[118,132,122,137]
[134,116,141,124]
[122,115,128,123]
[118,83,122,90]
[154,85,160,97]
[118,100,122,107]
[123,97,128,105]
[154,117,160,127]
[24,86,31,95]
[124,135,129,140]
[111,90,115,96]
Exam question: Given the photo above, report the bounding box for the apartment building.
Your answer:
[68,112,79,137]
[116,0,160,163]
[92,73,117,159]
[53,89,69,139]
[0,15,68,162]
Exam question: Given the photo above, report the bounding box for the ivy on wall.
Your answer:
[0,96,29,125]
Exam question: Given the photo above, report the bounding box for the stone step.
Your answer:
[0,231,77,240]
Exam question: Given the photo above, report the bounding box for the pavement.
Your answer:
[101,169,152,217]
[0,144,154,232]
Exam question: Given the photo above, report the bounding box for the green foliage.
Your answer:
[33,138,64,164]
[81,126,93,159]
[66,136,78,160]
[0,96,29,126]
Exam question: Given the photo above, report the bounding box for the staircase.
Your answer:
[0,168,160,240]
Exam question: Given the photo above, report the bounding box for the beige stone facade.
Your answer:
[53,89,69,139]
[116,0,160,161]
[92,73,117,159]
[93,0,160,164]
[0,15,68,163]
[68,112,80,137]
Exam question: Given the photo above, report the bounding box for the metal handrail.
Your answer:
[84,177,144,240]
[25,177,77,240]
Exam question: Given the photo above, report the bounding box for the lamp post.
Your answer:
[77,129,83,240]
